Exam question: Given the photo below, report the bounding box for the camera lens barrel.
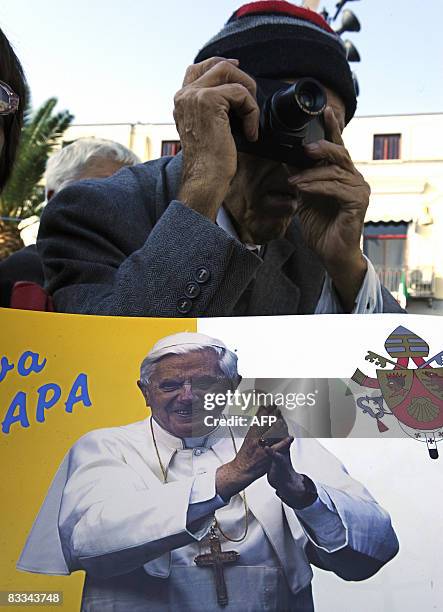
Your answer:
[270,78,327,132]
[230,76,327,167]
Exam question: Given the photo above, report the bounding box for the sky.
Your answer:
[1,0,442,125]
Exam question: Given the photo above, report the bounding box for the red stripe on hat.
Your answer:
[234,1,335,33]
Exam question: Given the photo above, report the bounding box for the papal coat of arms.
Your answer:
[351,326,443,459]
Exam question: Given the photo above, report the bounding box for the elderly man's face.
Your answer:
[138,349,234,438]
[224,82,346,244]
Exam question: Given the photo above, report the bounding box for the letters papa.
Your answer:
[1,350,91,435]
[2,373,91,434]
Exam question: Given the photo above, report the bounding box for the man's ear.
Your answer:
[137,380,149,406]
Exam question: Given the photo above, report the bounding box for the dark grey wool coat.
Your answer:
[37,154,403,317]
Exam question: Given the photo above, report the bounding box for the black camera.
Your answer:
[231,76,327,168]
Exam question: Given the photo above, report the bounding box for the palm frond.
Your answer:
[0,96,74,219]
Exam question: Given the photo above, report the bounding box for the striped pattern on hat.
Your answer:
[231,1,334,31]
[194,1,357,124]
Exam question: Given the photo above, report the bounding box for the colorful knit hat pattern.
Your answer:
[194,1,357,124]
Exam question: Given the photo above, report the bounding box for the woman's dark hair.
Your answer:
[0,28,27,191]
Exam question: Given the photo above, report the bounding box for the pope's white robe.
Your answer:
[17,418,398,611]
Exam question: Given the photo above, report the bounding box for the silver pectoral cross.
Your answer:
[194,526,240,607]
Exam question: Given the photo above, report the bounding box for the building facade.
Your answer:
[61,112,443,302]
[343,113,443,304]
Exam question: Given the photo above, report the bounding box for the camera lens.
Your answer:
[298,89,315,111]
[270,78,327,131]
[294,80,325,115]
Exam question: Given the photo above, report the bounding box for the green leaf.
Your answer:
[0,95,74,219]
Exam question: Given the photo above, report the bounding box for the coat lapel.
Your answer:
[285,220,326,314]
[249,221,325,315]
[247,238,300,315]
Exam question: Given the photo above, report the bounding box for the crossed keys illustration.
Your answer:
[351,326,443,459]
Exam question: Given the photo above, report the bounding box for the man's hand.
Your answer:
[215,406,288,501]
[174,57,259,221]
[288,106,370,311]
[265,438,318,509]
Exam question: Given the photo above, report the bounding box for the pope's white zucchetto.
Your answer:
[148,332,228,361]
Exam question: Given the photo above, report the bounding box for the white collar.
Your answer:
[216,206,262,253]
[150,417,226,451]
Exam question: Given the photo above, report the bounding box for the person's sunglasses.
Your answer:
[0,80,19,115]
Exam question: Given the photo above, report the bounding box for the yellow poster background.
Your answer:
[0,308,196,611]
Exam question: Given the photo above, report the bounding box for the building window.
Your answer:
[373,134,401,160]
[161,140,181,156]
[363,222,408,292]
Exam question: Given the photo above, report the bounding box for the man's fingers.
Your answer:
[288,164,358,187]
[183,57,239,86]
[304,139,353,172]
[293,178,369,204]
[193,62,259,140]
[259,407,288,440]
[255,403,280,423]
[249,404,281,438]
[271,435,294,454]
[266,436,294,456]
[213,83,259,141]
[247,405,288,445]
[324,105,344,146]
[186,59,257,102]
[175,80,259,142]
[287,152,370,211]
[265,413,289,439]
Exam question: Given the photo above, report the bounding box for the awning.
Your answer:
[364,193,424,223]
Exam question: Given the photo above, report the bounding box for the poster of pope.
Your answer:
[17,332,399,611]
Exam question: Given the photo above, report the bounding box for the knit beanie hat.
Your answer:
[194,1,357,124]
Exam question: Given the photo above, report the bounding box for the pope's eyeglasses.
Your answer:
[157,376,229,393]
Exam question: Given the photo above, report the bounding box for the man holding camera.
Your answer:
[38,1,403,316]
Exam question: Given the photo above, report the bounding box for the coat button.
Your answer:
[194,267,210,284]
[176,298,192,314]
[184,281,201,299]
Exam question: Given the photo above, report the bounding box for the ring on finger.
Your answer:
[258,437,270,448]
